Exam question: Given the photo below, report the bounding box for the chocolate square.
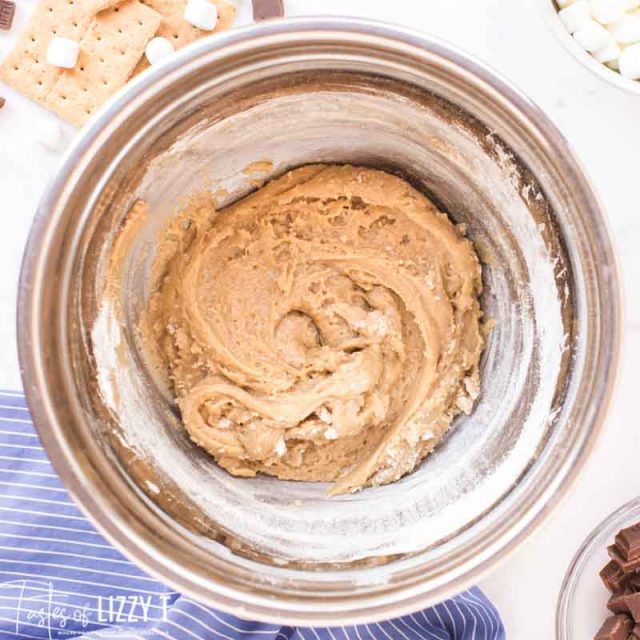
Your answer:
[617,524,640,561]
[610,545,640,574]
[602,560,633,592]
[594,614,633,640]
[610,590,633,614]
[252,0,283,21]
[626,593,640,623]
[0,0,15,31]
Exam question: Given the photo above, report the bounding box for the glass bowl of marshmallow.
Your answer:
[544,0,640,93]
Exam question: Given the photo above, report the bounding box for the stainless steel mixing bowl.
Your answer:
[18,18,620,625]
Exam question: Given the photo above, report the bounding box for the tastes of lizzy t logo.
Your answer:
[1,580,175,637]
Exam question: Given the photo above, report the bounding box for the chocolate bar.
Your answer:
[630,574,640,591]
[252,0,284,21]
[618,524,640,561]
[601,560,633,592]
[610,545,640,573]
[595,521,640,638]
[609,590,632,614]
[626,593,640,623]
[0,0,14,30]
[594,614,633,640]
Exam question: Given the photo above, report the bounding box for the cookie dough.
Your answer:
[140,164,485,494]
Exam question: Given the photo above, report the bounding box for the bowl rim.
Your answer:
[17,16,623,624]
[539,0,640,95]
[556,497,640,639]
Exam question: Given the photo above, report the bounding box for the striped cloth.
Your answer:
[0,390,505,640]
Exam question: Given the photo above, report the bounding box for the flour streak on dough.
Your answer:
[138,164,485,494]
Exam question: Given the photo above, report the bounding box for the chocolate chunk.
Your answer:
[610,590,633,614]
[603,560,633,592]
[618,525,640,561]
[252,0,284,21]
[626,593,640,622]
[594,614,633,639]
[0,0,14,30]
[610,545,640,573]
[630,574,640,591]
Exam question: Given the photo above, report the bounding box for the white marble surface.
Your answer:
[1,0,639,636]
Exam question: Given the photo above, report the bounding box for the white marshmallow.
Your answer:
[559,0,592,33]
[610,12,640,43]
[593,32,622,60]
[574,19,612,50]
[183,0,218,30]
[590,0,626,24]
[34,120,65,151]
[619,41,640,76]
[145,37,175,65]
[275,436,287,456]
[46,36,80,69]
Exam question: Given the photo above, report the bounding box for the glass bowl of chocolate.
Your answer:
[558,498,640,639]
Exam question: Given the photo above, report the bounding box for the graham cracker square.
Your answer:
[0,0,235,125]
[133,0,235,75]
[43,0,162,125]
[0,0,124,102]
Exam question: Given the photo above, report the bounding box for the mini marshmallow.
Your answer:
[183,0,217,30]
[46,35,80,69]
[145,36,175,65]
[590,0,626,24]
[559,0,592,33]
[275,436,287,456]
[610,12,640,43]
[34,120,65,151]
[619,41,640,76]
[593,32,622,60]
[574,20,611,51]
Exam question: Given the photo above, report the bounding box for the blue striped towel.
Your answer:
[0,390,505,640]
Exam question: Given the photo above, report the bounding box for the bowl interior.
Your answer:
[86,69,573,567]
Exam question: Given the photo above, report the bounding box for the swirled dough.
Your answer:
[140,165,484,494]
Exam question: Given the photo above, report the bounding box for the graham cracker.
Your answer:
[0,0,124,102]
[43,0,162,125]
[0,0,234,125]
[133,0,235,75]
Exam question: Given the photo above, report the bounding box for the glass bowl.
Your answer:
[557,497,640,639]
